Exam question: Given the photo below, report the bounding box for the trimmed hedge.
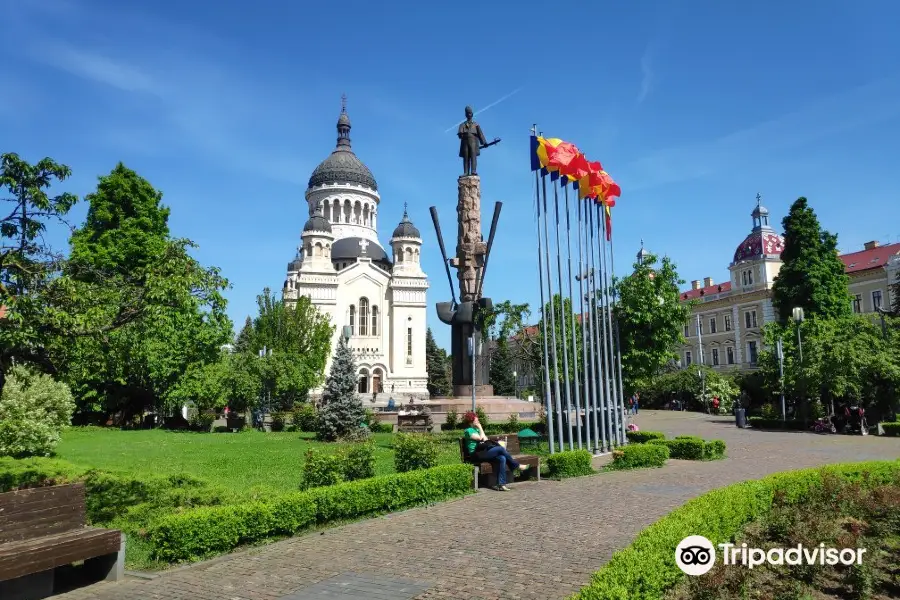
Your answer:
[0,456,83,492]
[546,450,594,478]
[625,430,666,444]
[571,460,900,600]
[882,422,900,437]
[647,437,726,461]
[146,464,474,562]
[748,417,805,430]
[609,444,669,470]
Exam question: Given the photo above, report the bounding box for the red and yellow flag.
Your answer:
[604,203,612,241]
[535,137,580,174]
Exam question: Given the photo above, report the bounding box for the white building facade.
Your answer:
[283,102,430,399]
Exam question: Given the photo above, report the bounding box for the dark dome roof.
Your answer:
[303,212,332,234]
[392,208,420,239]
[307,105,378,191]
[287,256,302,271]
[332,237,391,266]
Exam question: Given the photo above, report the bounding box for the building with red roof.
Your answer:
[679,196,899,372]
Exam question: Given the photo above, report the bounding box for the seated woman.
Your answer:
[461,411,528,491]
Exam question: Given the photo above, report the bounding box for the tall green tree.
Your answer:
[489,337,516,396]
[614,252,691,392]
[234,316,254,353]
[59,164,232,421]
[772,197,852,323]
[317,337,365,441]
[0,153,77,388]
[425,328,451,397]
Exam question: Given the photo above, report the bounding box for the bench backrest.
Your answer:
[0,483,86,544]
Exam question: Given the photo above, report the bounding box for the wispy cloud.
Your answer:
[442,87,523,133]
[5,2,314,185]
[621,75,900,191]
[637,45,654,104]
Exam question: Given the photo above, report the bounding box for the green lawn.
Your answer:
[57,428,464,493]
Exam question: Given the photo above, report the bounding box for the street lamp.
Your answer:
[791,307,805,364]
[876,307,889,340]
[512,370,518,399]
[342,326,352,342]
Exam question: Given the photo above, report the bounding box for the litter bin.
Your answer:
[735,408,747,428]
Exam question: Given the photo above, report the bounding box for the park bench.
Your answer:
[459,434,541,489]
[396,413,433,433]
[0,483,125,600]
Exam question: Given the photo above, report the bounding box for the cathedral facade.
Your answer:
[282,101,430,399]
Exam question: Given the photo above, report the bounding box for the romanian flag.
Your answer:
[535,137,580,175]
[530,135,541,171]
[604,203,612,241]
[577,161,604,199]
[561,153,591,183]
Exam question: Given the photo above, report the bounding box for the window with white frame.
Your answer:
[712,348,720,366]
[709,317,717,334]
[852,294,862,314]
[359,297,369,336]
[407,328,413,360]
[744,310,758,329]
[727,346,735,364]
[685,351,692,366]
[349,305,356,335]
[684,324,690,337]
[724,314,732,331]
[872,290,883,311]
[748,341,758,364]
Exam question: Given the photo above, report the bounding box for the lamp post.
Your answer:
[776,337,786,421]
[513,370,518,399]
[258,345,273,430]
[791,307,804,364]
[876,307,889,340]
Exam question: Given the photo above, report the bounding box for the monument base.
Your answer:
[452,384,494,398]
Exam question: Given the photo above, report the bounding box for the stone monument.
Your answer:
[430,106,502,399]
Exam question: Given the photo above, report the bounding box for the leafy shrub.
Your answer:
[0,366,76,458]
[270,412,286,432]
[368,421,392,434]
[704,439,726,459]
[625,430,666,444]
[649,437,704,460]
[475,405,489,428]
[572,461,900,600]
[293,403,318,432]
[760,402,778,420]
[609,443,669,470]
[393,433,438,472]
[213,426,230,433]
[749,416,806,430]
[342,443,376,481]
[147,464,473,562]
[547,450,594,478]
[505,413,520,433]
[0,456,83,492]
[189,412,215,432]
[445,408,459,430]
[300,449,344,489]
[882,422,900,437]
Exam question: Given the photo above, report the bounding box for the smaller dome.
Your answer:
[303,212,332,234]
[733,231,785,264]
[392,206,420,239]
[287,256,302,272]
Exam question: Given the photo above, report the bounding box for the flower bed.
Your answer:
[571,460,900,600]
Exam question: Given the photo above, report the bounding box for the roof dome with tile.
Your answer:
[307,98,378,191]
[392,206,420,239]
[732,195,785,264]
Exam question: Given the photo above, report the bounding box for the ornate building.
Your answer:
[678,197,900,371]
[282,99,430,399]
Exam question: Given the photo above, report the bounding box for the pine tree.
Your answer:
[317,337,365,441]
[772,197,852,323]
[425,328,451,397]
[234,316,254,353]
[489,337,516,396]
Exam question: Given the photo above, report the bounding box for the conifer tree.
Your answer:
[425,328,451,397]
[489,337,516,396]
[772,197,852,323]
[317,337,365,441]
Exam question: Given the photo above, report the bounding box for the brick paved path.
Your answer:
[57,412,900,600]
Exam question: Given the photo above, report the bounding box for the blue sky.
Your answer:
[3,0,900,351]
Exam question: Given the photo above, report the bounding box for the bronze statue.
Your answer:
[457,106,500,176]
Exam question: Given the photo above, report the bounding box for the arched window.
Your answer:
[404,248,413,262]
[358,368,369,394]
[349,304,355,335]
[363,205,370,227]
[343,200,352,223]
[359,297,369,336]
[332,202,340,223]
[371,306,378,336]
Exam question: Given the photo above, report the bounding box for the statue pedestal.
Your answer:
[452,384,495,398]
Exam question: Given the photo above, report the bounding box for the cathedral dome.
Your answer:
[331,237,392,270]
[307,100,378,191]
[392,207,420,239]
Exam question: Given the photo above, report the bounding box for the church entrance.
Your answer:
[372,369,383,395]
[358,368,369,394]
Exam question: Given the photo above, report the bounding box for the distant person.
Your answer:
[632,393,640,415]
[461,411,528,491]
[712,396,720,413]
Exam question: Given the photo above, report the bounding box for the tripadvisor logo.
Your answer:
[676,536,867,575]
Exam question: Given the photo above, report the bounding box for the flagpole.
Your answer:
[552,179,574,451]
[540,159,564,453]
[588,200,607,452]
[605,214,628,444]
[564,184,583,450]
[597,202,619,446]
[577,193,596,454]
[532,128,556,455]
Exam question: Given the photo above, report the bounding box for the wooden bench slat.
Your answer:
[0,528,121,581]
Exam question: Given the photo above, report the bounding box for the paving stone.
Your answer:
[53,412,900,600]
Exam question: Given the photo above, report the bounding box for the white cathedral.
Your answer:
[282,100,430,400]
